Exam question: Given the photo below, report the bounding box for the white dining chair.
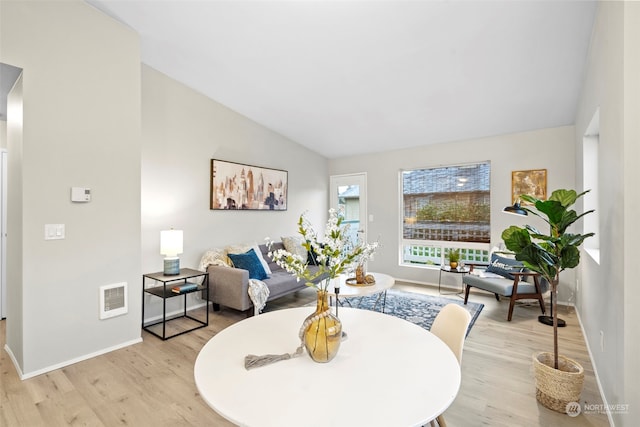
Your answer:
[429,304,472,427]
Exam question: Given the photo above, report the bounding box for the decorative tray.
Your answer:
[345,277,376,287]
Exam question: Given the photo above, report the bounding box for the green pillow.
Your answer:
[228,248,268,280]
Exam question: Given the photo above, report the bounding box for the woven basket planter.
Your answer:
[533,352,585,413]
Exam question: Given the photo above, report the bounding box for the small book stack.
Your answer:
[171,282,199,294]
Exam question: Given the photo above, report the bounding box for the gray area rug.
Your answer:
[336,288,483,336]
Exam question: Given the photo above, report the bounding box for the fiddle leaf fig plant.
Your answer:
[501,189,594,369]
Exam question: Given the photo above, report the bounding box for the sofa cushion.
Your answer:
[228,248,269,280]
[281,235,308,259]
[227,242,272,276]
[486,253,525,279]
[251,243,272,275]
[308,242,333,266]
[307,245,320,266]
[463,274,539,297]
[262,242,286,273]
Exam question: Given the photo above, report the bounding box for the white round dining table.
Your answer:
[194,307,461,427]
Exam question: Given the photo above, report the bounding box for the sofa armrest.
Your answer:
[207,265,252,312]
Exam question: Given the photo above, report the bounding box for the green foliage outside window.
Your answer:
[416,202,490,222]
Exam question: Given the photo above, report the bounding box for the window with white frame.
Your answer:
[401,162,491,267]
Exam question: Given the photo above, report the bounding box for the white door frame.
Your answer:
[329,173,367,244]
[0,149,6,319]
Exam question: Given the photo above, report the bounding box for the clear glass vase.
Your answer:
[303,290,342,363]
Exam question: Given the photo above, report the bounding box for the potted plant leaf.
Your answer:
[501,189,594,413]
[447,248,461,269]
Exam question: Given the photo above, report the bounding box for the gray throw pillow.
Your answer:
[485,253,525,280]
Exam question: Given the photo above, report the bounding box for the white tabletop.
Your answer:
[326,271,395,298]
[194,307,461,427]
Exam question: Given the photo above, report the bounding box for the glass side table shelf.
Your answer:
[142,268,209,340]
[438,265,470,296]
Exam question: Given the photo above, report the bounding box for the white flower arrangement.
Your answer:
[267,209,379,292]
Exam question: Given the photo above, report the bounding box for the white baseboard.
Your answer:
[394,276,442,289]
[5,337,143,381]
[574,306,615,426]
[4,300,210,381]
[3,343,23,378]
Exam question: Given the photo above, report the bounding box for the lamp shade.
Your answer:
[160,229,183,257]
[503,202,528,216]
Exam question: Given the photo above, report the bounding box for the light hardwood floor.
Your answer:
[1,282,610,427]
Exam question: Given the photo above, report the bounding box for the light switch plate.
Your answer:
[45,224,65,240]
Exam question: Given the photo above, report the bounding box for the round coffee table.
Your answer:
[326,272,394,312]
[194,307,461,427]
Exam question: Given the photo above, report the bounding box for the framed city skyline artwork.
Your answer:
[511,169,547,204]
[210,159,288,210]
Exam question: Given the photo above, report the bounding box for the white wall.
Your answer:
[0,1,329,375]
[0,0,142,376]
[140,66,329,318]
[575,2,639,425]
[0,120,6,149]
[622,3,640,423]
[329,126,576,302]
[0,0,328,375]
[6,75,23,368]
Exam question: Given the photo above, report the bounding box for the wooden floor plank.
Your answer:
[0,281,610,426]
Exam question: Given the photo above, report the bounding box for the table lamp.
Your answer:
[161,229,183,275]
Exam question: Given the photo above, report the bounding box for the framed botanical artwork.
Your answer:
[511,169,547,204]
[210,159,288,210]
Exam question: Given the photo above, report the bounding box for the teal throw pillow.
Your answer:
[228,248,268,280]
[485,253,525,280]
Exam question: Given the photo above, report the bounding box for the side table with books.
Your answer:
[142,268,209,340]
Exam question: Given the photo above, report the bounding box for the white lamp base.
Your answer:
[164,257,180,275]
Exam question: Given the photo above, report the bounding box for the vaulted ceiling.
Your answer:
[77,2,596,157]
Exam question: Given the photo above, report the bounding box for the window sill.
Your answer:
[400,262,441,270]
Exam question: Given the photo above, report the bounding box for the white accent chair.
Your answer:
[429,304,472,427]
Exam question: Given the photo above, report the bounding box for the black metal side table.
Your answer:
[142,268,209,340]
[438,265,470,296]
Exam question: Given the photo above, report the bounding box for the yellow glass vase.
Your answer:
[303,290,342,363]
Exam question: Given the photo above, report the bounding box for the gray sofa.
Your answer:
[206,242,321,314]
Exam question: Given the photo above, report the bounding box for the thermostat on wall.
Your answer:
[71,187,91,202]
